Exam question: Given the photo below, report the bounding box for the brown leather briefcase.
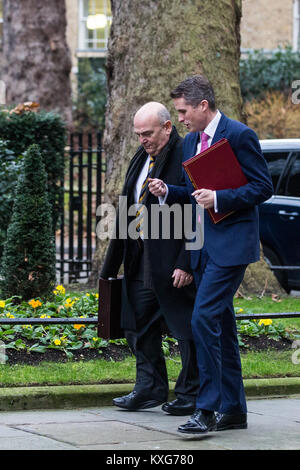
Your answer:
[97,276,124,339]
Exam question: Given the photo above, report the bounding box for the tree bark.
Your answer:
[90,0,284,296]
[2,0,72,125]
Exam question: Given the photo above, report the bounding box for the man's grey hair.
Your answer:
[157,106,171,125]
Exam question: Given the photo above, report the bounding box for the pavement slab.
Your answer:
[0,396,299,450]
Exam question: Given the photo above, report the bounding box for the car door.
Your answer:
[278,152,300,288]
[259,151,300,291]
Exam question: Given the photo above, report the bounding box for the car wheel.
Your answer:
[262,245,290,293]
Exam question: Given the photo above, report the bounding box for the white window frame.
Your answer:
[293,0,300,51]
[78,0,112,52]
[0,0,3,49]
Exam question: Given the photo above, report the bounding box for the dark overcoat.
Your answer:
[100,127,196,340]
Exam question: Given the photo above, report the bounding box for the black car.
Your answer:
[259,139,300,292]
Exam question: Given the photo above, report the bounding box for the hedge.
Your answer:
[0,109,66,234]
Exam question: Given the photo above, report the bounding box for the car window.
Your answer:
[262,152,290,193]
[285,154,300,198]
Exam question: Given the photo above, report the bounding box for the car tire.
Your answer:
[262,245,290,293]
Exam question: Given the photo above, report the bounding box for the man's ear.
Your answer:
[164,120,172,134]
[199,100,209,112]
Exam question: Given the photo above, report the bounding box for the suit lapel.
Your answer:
[183,132,199,193]
[211,112,227,145]
[125,148,148,202]
[184,132,199,161]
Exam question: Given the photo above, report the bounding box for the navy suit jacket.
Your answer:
[167,113,273,270]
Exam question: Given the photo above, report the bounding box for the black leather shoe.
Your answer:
[177,409,217,434]
[215,412,247,431]
[162,398,196,416]
[113,391,164,410]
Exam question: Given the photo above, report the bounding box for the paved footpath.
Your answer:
[0,396,299,451]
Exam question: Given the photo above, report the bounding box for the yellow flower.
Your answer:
[0,301,5,308]
[92,337,97,341]
[86,293,90,297]
[64,298,75,308]
[40,314,51,319]
[6,313,14,318]
[73,324,85,330]
[54,339,61,346]
[28,299,42,308]
[259,319,273,326]
[22,325,32,329]
[55,285,66,295]
[237,308,244,313]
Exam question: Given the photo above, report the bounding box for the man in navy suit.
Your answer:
[149,75,273,433]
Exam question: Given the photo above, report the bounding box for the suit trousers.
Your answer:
[125,279,199,402]
[192,248,247,414]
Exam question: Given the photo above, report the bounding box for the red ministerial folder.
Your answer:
[182,138,248,223]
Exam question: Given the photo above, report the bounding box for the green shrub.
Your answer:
[0,144,56,300]
[0,109,66,232]
[0,141,22,256]
[240,46,300,101]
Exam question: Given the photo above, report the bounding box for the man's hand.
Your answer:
[148,178,167,197]
[192,188,214,209]
[172,268,193,288]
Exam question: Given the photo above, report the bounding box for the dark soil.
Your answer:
[239,335,293,352]
[3,335,293,366]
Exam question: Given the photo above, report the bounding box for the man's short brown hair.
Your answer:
[170,75,216,110]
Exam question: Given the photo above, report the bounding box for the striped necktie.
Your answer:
[136,155,155,236]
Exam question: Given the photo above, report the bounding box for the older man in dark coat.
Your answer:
[100,102,198,415]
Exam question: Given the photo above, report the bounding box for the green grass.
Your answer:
[240,350,300,378]
[0,350,299,388]
[0,356,137,388]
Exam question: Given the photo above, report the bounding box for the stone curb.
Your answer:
[0,378,300,412]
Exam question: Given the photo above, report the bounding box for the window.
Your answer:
[0,0,3,49]
[78,0,112,51]
[263,151,290,193]
[285,154,300,197]
[293,0,300,51]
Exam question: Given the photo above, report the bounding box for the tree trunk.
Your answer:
[90,0,284,296]
[2,0,72,125]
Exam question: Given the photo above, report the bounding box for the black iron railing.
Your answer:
[0,312,299,341]
[56,132,105,284]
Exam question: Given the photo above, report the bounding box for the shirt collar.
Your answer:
[199,109,222,141]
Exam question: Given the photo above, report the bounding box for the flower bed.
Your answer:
[235,307,292,347]
[0,288,297,365]
[0,285,109,360]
